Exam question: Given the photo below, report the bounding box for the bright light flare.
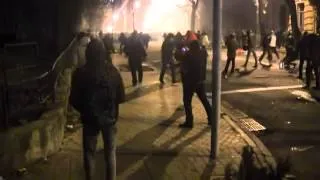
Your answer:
[102,25,113,33]
[112,13,119,21]
[134,1,141,9]
[143,0,190,33]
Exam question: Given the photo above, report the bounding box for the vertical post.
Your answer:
[256,3,261,47]
[211,0,222,159]
[0,58,9,130]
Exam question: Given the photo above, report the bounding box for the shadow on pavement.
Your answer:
[235,68,257,78]
[126,127,210,179]
[125,83,171,102]
[115,107,185,176]
[201,160,217,180]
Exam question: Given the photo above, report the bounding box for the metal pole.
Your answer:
[211,0,222,159]
[0,58,9,129]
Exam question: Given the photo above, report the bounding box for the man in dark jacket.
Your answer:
[180,40,212,128]
[281,32,297,70]
[306,33,320,89]
[159,33,176,84]
[298,32,310,79]
[242,30,258,69]
[223,33,238,78]
[258,33,272,65]
[69,39,125,180]
[124,31,147,86]
[118,32,127,54]
[102,33,115,54]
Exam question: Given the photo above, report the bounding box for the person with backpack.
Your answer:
[69,38,125,180]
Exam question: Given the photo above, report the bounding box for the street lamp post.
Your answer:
[211,0,222,159]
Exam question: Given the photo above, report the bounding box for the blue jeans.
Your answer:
[83,124,116,180]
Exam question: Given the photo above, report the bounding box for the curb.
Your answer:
[221,101,277,171]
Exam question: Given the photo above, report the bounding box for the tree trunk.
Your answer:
[191,6,196,31]
[285,0,301,39]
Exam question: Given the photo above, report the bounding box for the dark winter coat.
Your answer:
[161,37,176,64]
[181,41,208,86]
[226,36,238,58]
[70,39,125,126]
[124,35,147,64]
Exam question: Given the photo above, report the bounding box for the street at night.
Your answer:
[2,0,320,179]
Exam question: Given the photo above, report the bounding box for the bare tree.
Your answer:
[188,0,200,31]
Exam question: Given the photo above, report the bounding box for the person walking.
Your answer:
[200,31,210,49]
[159,33,176,84]
[258,33,272,66]
[298,32,310,79]
[179,40,212,128]
[69,38,125,180]
[269,30,280,61]
[223,33,238,79]
[118,32,127,55]
[242,30,258,69]
[124,31,147,86]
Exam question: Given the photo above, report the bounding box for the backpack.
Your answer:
[86,78,116,126]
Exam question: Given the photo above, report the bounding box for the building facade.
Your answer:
[289,0,317,33]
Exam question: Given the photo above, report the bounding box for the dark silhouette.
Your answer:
[223,33,238,79]
[259,32,272,65]
[179,40,212,128]
[159,33,176,84]
[298,32,310,79]
[118,33,127,54]
[69,39,125,180]
[242,30,258,69]
[124,31,147,86]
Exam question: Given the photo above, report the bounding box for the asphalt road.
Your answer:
[207,52,320,180]
[146,43,320,179]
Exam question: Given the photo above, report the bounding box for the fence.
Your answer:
[0,37,78,130]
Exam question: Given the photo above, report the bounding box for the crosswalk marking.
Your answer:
[206,85,303,96]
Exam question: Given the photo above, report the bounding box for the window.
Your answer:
[297,3,305,31]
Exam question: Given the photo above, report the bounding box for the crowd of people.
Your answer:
[69,27,320,179]
[70,29,212,180]
[223,29,320,90]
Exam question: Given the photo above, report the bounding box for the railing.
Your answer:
[0,37,77,130]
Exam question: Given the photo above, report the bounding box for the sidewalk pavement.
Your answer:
[5,52,275,180]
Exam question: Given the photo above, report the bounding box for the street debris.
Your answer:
[290,146,314,152]
[291,90,317,103]
[16,168,28,176]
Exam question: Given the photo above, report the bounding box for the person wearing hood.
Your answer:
[223,33,238,78]
[180,40,212,128]
[124,31,147,86]
[69,38,125,180]
[160,33,177,84]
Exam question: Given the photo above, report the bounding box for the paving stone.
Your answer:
[4,48,273,180]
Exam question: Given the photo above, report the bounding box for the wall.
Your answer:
[0,37,77,176]
[288,0,316,33]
